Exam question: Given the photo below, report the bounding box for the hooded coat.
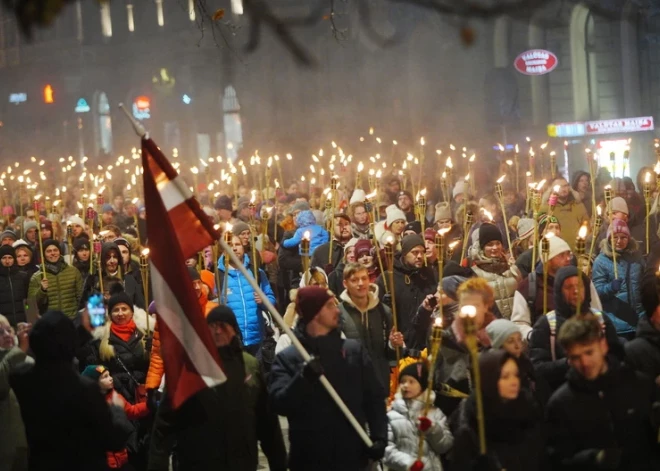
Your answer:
[217,253,276,347]
[87,242,145,309]
[529,266,624,392]
[339,284,394,390]
[282,210,329,256]
[470,251,521,319]
[570,170,593,218]
[28,257,83,319]
[450,351,545,471]
[0,252,29,326]
[546,360,660,471]
[592,237,645,336]
[268,324,388,471]
[375,255,437,346]
[384,391,453,471]
[10,311,132,471]
[625,316,660,381]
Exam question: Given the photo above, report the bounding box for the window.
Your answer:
[188,0,195,21]
[100,1,112,38]
[97,92,113,155]
[155,0,164,27]
[127,3,135,32]
[231,0,243,15]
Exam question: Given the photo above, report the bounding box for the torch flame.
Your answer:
[553,185,560,193]
[540,142,548,150]
[497,175,506,184]
[482,209,494,222]
[460,305,476,318]
[357,162,364,172]
[366,191,377,200]
[469,154,476,162]
[434,317,443,328]
[386,236,394,245]
[597,205,602,216]
[141,248,150,257]
[646,172,651,184]
[438,227,451,237]
[536,179,547,191]
[250,190,256,203]
[578,224,588,239]
[497,143,504,152]
[515,144,519,153]
[655,162,660,174]
[225,222,233,233]
[421,188,427,196]
[420,137,425,146]
[446,157,453,169]
[303,230,311,240]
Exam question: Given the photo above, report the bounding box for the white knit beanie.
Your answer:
[349,189,367,205]
[385,204,407,227]
[453,180,468,199]
[541,235,571,262]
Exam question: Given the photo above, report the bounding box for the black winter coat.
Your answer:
[0,265,29,325]
[375,256,437,345]
[529,314,624,392]
[625,316,660,381]
[277,230,302,290]
[450,391,545,471]
[268,326,388,471]
[311,238,345,274]
[546,361,660,471]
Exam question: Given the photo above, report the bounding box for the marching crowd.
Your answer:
[1,164,660,471]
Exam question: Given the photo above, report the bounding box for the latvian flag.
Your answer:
[142,137,226,408]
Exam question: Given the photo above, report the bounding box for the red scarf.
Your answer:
[111,319,137,342]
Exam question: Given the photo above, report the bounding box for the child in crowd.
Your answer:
[82,365,150,470]
[384,362,454,471]
[282,210,329,257]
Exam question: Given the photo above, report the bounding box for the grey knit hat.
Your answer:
[486,319,520,349]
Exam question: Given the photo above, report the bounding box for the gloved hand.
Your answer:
[418,416,432,432]
[410,459,425,471]
[302,356,324,382]
[366,439,386,460]
[596,448,623,470]
[382,294,392,308]
[610,279,623,292]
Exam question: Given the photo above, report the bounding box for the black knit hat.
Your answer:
[0,244,15,260]
[206,305,242,340]
[214,195,233,211]
[399,362,429,390]
[479,223,503,249]
[42,239,61,254]
[107,284,133,314]
[187,266,201,281]
[73,238,90,252]
[404,220,422,234]
[400,234,424,257]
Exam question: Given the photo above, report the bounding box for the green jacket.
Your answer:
[148,348,287,471]
[28,259,83,319]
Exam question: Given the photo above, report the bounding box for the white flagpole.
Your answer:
[119,105,373,448]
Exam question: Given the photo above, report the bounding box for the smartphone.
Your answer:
[87,294,106,328]
[428,295,438,309]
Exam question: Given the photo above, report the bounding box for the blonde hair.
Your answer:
[456,277,495,308]
[0,314,10,328]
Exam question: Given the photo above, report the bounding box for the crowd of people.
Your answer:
[1,162,660,471]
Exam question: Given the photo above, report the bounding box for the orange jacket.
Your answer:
[104,390,149,469]
[145,292,218,389]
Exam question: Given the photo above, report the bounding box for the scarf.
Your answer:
[45,259,64,275]
[111,319,137,342]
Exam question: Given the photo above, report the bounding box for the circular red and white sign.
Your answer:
[514,49,558,76]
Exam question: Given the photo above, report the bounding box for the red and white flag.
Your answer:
[141,137,226,408]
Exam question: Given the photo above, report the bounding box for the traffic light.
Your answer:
[43,85,54,104]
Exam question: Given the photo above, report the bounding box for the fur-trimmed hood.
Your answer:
[92,306,154,361]
[599,235,640,258]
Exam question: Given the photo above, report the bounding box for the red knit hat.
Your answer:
[354,239,373,258]
[295,286,335,323]
[423,228,436,242]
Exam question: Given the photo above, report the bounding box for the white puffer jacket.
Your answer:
[384,392,454,471]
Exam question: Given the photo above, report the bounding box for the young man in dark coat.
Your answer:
[269,285,388,471]
[0,245,29,326]
[375,234,437,346]
[625,269,660,384]
[546,314,660,471]
[529,266,624,392]
[10,311,132,471]
[148,305,287,471]
[310,213,354,273]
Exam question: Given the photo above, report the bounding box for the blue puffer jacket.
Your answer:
[217,254,276,347]
[592,238,645,335]
[282,210,329,256]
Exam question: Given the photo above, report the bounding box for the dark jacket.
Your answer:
[327,260,345,297]
[277,229,303,291]
[546,361,660,471]
[268,325,387,471]
[375,255,437,345]
[625,316,660,381]
[311,238,345,274]
[0,265,29,326]
[515,247,534,279]
[338,285,394,390]
[10,311,132,471]
[148,344,287,471]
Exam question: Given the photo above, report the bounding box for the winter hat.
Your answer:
[485,319,520,349]
[101,204,114,213]
[349,189,367,205]
[295,210,317,228]
[516,218,535,240]
[607,218,631,238]
[401,234,424,257]
[12,239,32,252]
[0,244,15,260]
[608,197,628,216]
[107,284,133,314]
[81,365,108,381]
[23,221,37,233]
[479,223,503,249]
[354,239,373,258]
[453,180,468,199]
[295,286,336,323]
[404,220,422,234]
[344,238,359,255]
[290,201,311,214]
[385,205,407,227]
[423,228,437,242]
[206,305,241,339]
[114,237,131,253]
[543,235,571,261]
[232,221,251,236]
[2,206,13,216]
[187,266,201,281]
[40,220,53,232]
[68,215,85,228]
[398,362,429,391]
[73,238,90,252]
[29,311,76,364]
[42,239,60,253]
[0,229,17,242]
[214,195,233,211]
[434,202,452,223]
[397,190,414,203]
